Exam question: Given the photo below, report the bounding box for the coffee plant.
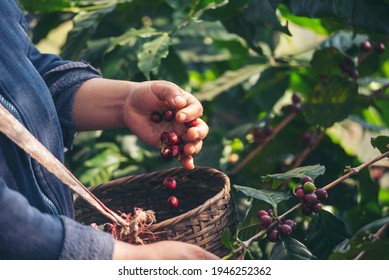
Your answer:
[23,0,389,259]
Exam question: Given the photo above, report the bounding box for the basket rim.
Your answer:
[74,166,231,231]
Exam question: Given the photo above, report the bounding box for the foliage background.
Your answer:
[22,0,389,259]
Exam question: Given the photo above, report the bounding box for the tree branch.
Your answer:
[223,150,389,259]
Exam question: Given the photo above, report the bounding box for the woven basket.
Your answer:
[74,166,236,257]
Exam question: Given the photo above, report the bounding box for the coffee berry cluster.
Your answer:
[150,109,197,161]
[257,208,296,242]
[294,176,328,216]
[163,177,179,209]
[250,125,274,144]
[283,92,302,113]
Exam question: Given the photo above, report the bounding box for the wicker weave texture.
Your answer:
[74,166,236,257]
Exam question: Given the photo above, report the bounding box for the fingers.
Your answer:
[150,81,203,123]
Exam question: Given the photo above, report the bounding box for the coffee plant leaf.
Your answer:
[353,216,389,240]
[306,210,351,259]
[137,32,171,80]
[19,0,72,12]
[284,0,389,35]
[278,4,329,35]
[248,67,290,112]
[61,4,117,60]
[370,135,389,154]
[245,0,291,35]
[220,229,234,251]
[330,228,389,260]
[269,237,315,260]
[304,76,360,128]
[196,63,266,101]
[261,164,325,186]
[310,47,345,76]
[233,185,290,210]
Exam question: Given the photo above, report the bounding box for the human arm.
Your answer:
[112,240,220,260]
[71,78,209,170]
[0,177,114,259]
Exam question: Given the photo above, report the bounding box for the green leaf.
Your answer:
[196,63,266,101]
[137,32,170,80]
[248,67,290,112]
[261,165,326,186]
[245,0,290,35]
[269,237,315,260]
[220,229,234,250]
[233,185,290,210]
[354,216,389,239]
[20,0,72,12]
[371,136,389,154]
[278,4,329,35]
[310,47,345,76]
[61,4,116,60]
[306,210,351,259]
[284,0,389,35]
[304,76,360,128]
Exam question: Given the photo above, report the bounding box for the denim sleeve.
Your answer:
[42,61,102,149]
[0,178,115,260]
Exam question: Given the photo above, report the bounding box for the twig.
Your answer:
[228,112,297,175]
[223,150,389,259]
[354,224,389,260]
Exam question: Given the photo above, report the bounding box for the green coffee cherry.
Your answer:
[303,182,316,193]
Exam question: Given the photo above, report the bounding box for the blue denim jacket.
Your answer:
[0,0,114,259]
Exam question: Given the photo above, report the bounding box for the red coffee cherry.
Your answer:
[184,119,197,128]
[259,215,273,228]
[160,146,173,161]
[163,110,176,122]
[167,196,179,208]
[163,177,177,189]
[150,111,163,123]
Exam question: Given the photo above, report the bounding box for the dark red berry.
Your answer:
[311,202,323,213]
[279,224,293,237]
[301,131,312,143]
[184,119,197,128]
[160,132,169,144]
[339,58,354,73]
[150,111,163,123]
[304,193,318,206]
[301,204,312,216]
[294,184,303,194]
[360,40,372,52]
[160,147,173,161]
[348,68,360,80]
[267,229,280,242]
[171,145,181,157]
[315,188,328,201]
[284,219,296,230]
[267,208,274,217]
[295,189,305,200]
[301,176,313,185]
[257,210,269,219]
[167,131,179,145]
[164,110,176,122]
[167,196,179,208]
[292,92,301,104]
[264,125,274,136]
[163,177,176,189]
[290,103,302,112]
[375,42,385,54]
[259,215,273,228]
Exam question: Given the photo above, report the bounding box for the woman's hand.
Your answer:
[73,78,208,170]
[122,80,209,169]
[113,240,220,260]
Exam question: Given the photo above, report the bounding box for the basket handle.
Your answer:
[0,102,129,228]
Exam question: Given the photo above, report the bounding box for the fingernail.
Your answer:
[174,95,186,105]
[177,113,186,122]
